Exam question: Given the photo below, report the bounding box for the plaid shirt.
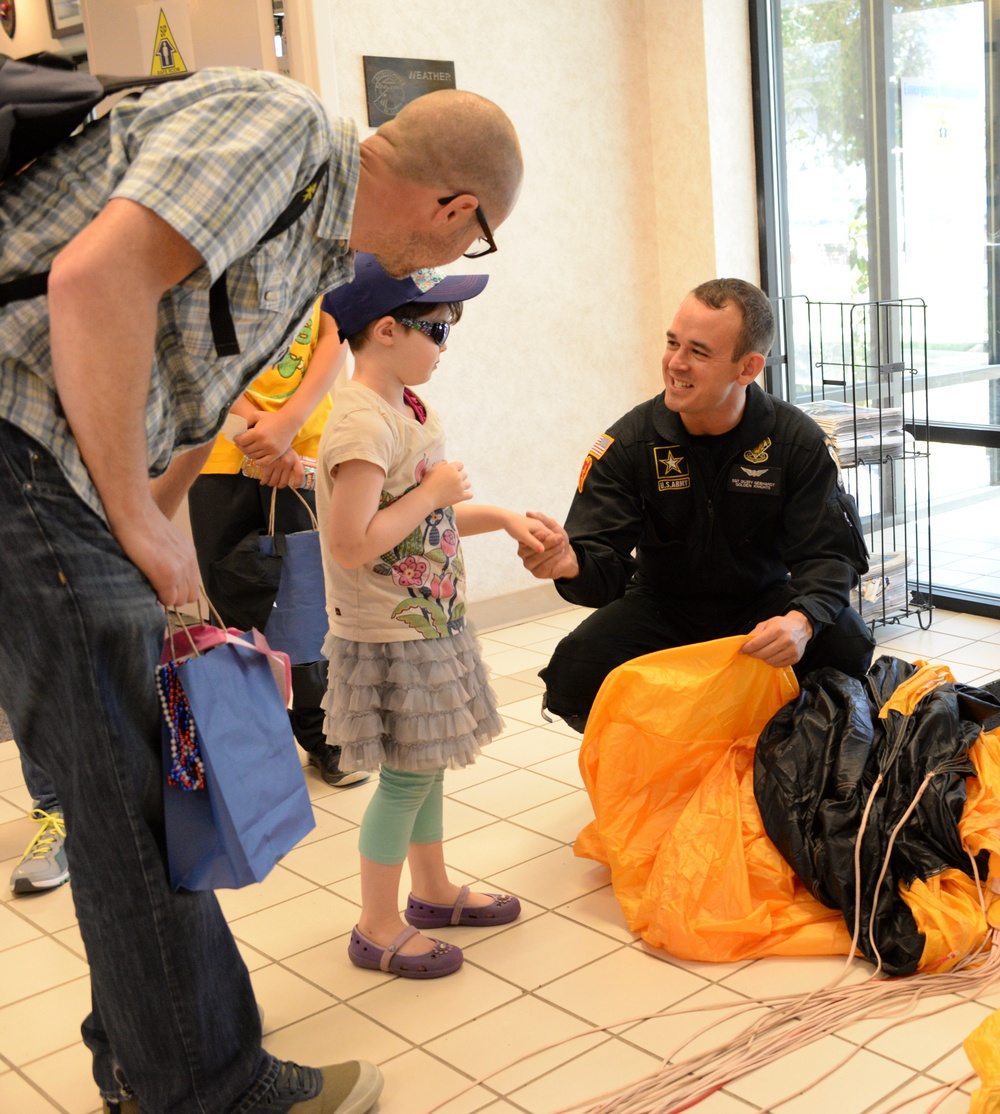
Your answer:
[0,68,359,519]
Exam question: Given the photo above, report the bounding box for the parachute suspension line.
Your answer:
[866,767,937,978]
[841,769,884,978]
[423,929,1000,1114]
[424,763,1000,1114]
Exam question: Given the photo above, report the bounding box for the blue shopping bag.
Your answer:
[258,527,328,665]
[159,627,315,891]
[254,486,328,666]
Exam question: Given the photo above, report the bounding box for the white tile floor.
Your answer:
[0,604,999,1114]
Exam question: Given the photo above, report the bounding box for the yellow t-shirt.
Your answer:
[201,299,332,474]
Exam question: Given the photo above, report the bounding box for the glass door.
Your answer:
[893,2,1000,605]
[754,0,1000,616]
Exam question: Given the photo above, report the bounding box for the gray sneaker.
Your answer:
[10,808,69,895]
[100,1060,384,1113]
[253,1060,383,1113]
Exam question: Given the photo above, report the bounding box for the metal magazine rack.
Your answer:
[771,296,933,631]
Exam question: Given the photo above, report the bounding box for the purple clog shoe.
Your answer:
[348,924,463,978]
[405,884,521,929]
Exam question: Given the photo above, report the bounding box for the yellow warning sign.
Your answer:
[150,9,187,76]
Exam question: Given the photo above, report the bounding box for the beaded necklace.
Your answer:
[156,660,205,791]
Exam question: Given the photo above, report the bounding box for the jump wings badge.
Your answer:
[743,437,771,464]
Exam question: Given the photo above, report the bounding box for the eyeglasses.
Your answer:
[437,195,498,258]
[397,318,451,347]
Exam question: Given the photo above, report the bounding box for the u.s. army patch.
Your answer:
[653,445,690,491]
[578,455,594,493]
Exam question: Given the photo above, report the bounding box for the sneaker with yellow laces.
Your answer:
[10,808,69,895]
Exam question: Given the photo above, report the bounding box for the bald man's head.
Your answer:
[376,89,523,223]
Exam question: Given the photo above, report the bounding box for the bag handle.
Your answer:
[161,602,293,705]
[158,594,294,792]
[168,607,202,660]
[162,591,233,664]
[268,484,319,536]
[200,588,226,628]
[164,601,229,662]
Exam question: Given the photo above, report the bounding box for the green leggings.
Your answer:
[358,766,445,866]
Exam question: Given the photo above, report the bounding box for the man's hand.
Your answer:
[740,611,813,667]
[517,511,579,581]
[115,504,202,608]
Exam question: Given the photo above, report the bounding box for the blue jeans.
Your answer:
[20,748,61,813]
[0,422,282,1112]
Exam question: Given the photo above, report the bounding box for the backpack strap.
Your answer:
[0,271,48,304]
[259,160,329,245]
[205,159,329,357]
[93,72,195,99]
[208,272,240,358]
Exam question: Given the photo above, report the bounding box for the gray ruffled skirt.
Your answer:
[321,625,503,773]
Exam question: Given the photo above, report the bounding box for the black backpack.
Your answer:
[0,51,328,358]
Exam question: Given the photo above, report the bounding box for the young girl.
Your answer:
[317,254,555,978]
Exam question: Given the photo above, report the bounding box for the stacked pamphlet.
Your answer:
[798,399,906,466]
[853,550,913,618]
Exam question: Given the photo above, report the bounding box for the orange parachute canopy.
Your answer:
[575,637,1000,969]
[966,1007,1000,1113]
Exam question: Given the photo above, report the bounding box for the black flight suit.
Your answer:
[541,383,876,731]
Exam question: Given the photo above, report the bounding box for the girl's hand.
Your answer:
[502,511,551,553]
[234,409,296,464]
[420,460,473,507]
[517,511,579,581]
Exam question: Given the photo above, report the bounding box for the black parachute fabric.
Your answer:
[754,655,999,976]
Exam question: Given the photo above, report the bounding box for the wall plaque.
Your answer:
[363,56,456,127]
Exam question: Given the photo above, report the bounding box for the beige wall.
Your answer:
[303,0,760,603]
[644,0,718,317]
[704,0,760,281]
[319,0,663,603]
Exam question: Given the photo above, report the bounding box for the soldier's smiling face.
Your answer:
[661,295,762,436]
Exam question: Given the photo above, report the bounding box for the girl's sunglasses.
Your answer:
[397,318,451,347]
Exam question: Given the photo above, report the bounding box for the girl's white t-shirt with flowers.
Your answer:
[317,378,467,643]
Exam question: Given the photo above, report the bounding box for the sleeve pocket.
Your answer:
[830,491,870,572]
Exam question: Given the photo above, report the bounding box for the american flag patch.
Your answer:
[589,433,615,459]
